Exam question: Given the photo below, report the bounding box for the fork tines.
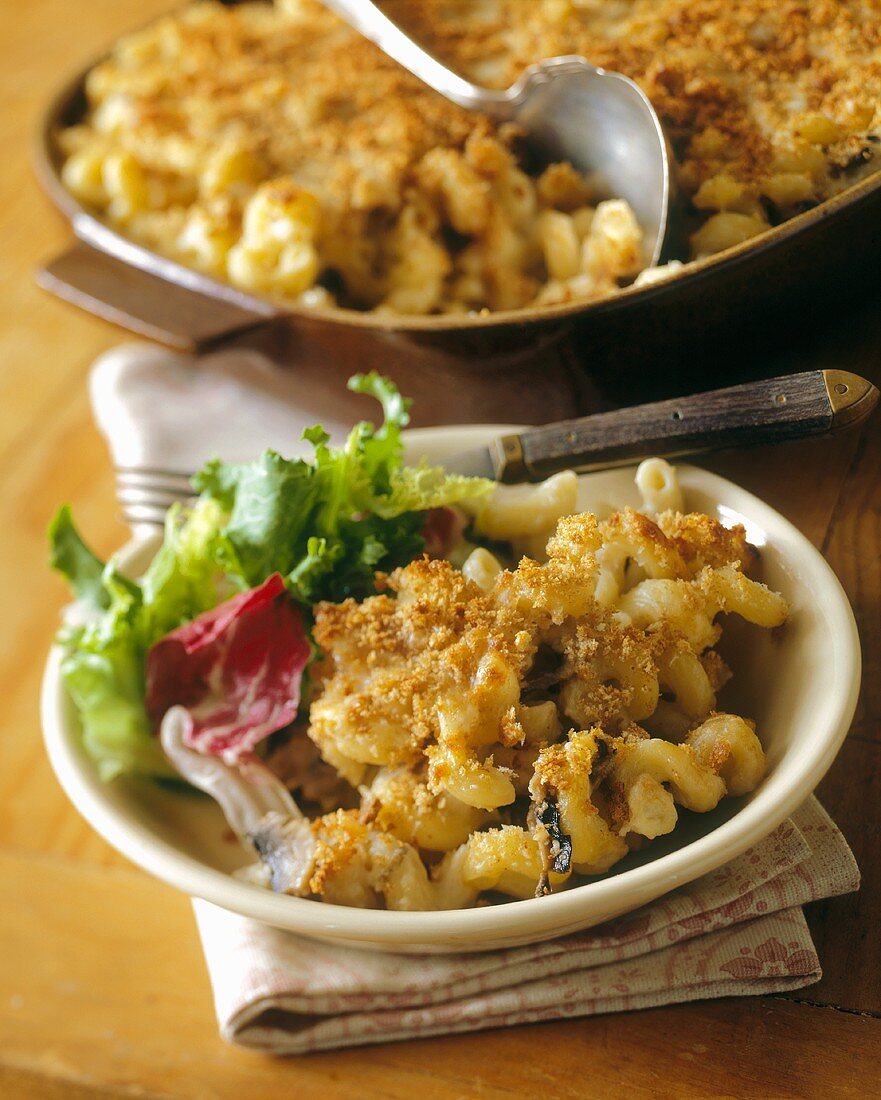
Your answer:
[115,466,195,528]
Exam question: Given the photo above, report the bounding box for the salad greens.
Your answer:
[50,373,492,780]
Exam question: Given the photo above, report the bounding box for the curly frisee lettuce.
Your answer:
[49,374,492,780]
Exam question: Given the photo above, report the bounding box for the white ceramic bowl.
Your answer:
[41,427,861,953]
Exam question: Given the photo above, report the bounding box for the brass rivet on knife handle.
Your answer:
[823,370,880,430]
[492,434,528,483]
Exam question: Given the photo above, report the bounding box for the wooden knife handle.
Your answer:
[495,370,879,482]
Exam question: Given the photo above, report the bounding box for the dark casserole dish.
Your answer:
[33,0,881,419]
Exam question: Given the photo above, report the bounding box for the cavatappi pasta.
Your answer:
[58,0,644,316]
[58,0,881,316]
[240,460,788,910]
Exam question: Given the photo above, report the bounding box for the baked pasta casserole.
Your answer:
[59,0,644,315]
[58,0,881,316]
[156,459,788,910]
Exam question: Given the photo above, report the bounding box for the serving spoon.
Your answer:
[321,0,671,266]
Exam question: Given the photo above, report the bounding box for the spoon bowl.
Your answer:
[500,56,670,265]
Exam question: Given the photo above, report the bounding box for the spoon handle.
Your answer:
[490,371,878,482]
[321,0,507,113]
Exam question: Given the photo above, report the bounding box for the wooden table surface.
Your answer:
[4,3,881,1097]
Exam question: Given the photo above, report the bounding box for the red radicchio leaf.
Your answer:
[422,506,466,558]
[146,573,310,763]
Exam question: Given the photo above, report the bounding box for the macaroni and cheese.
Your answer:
[58,0,881,316]
[240,460,789,910]
[386,0,881,259]
[59,0,644,315]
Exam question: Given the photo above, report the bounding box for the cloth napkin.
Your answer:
[90,343,860,1054]
[89,342,350,471]
[194,798,856,1054]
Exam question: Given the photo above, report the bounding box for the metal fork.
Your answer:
[115,466,195,528]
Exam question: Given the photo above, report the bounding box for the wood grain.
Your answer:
[822,418,881,739]
[2,2,881,1096]
[2,849,881,1100]
[518,370,836,479]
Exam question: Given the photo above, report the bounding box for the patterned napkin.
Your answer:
[192,798,856,1055]
[90,344,859,1054]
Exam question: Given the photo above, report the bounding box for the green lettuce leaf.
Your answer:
[49,502,236,780]
[61,631,170,781]
[378,460,494,518]
[192,370,491,602]
[58,560,170,780]
[48,505,111,610]
[194,453,318,586]
[346,371,411,492]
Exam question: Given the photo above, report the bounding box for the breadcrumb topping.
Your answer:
[382,0,881,199]
[61,0,881,314]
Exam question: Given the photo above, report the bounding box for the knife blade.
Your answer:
[439,370,878,483]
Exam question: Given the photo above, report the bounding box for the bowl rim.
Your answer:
[41,430,862,946]
[32,8,881,336]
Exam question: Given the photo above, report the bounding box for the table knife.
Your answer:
[441,369,878,482]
